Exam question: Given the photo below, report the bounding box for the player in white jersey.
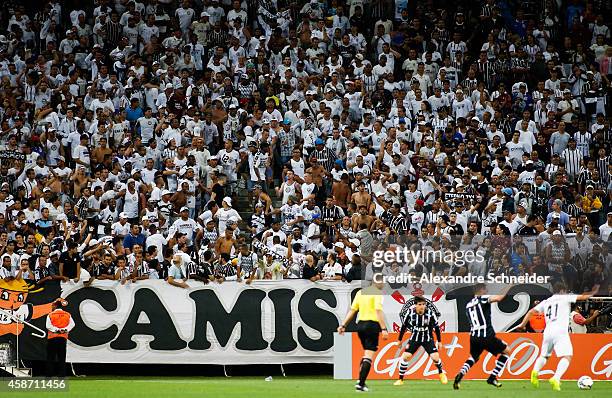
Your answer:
[518,282,599,391]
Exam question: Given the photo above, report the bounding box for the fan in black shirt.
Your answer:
[59,241,82,281]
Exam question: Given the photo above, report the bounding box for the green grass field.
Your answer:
[2,377,611,398]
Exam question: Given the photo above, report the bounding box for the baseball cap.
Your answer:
[315,138,324,145]
[502,188,513,195]
[180,206,189,212]
[162,189,172,196]
[552,230,562,236]
[552,213,561,219]
[56,156,65,162]
[119,212,128,219]
[165,83,174,90]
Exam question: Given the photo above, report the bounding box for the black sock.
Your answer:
[491,354,508,378]
[359,357,372,387]
[456,357,475,381]
[398,359,408,380]
[434,359,443,374]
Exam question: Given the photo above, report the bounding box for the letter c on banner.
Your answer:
[483,337,541,376]
[505,339,540,375]
[591,342,612,378]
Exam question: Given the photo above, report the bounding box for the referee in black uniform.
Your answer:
[394,296,447,385]
[454,283,512,389]
[337,276,388,392]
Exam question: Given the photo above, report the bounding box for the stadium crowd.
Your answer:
[0,0,609,295]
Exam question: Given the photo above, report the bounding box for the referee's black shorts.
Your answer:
[357,321,381,351]
[405,339,438,355]
[469,335,507,359]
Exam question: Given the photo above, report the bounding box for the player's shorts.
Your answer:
[357,321,381,351]
[405,340,438,355]
[469,335,507,359]
[541,332,573,357]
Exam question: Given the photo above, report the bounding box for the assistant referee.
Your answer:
[337,276,388,392]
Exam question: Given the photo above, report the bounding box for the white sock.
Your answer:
[553,358,570,381]
[533,357,547,374]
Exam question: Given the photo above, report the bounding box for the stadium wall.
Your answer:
[1,280,554,364]
[334,332,612,381]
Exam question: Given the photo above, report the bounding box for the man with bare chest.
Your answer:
[332,173,352,211]
[352,205,374,231]
[215,228,237,256]
[351,182,372,210]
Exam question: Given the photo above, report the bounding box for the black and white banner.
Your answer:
[1,281,550,364]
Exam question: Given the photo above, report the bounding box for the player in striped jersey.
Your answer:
[453,283,512,389]
[394,296,447,385]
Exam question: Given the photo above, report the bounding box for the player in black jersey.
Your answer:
[394,296,448,385]
[453,283,512,389]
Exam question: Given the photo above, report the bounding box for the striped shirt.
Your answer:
[362,73,377,94]
[312,147,337,172]
[214,260,237,278]
[561,148,583,177]
[474,60,496,90]
[574,131,592,157]
[466,295,495,338]
[400,307,440,343]
[104,21,122,47]
[595,156,610,184]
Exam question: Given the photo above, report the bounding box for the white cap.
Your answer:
[165,83,174,90]
[162,189,172,196]
[142,215,150,221]
[334,242,345,249]
[552,230,562,236]
[119,212,128,219]
[89,239,99,246]
[222,197,232,206]
[180,206,189,212]
[201,11,210,17]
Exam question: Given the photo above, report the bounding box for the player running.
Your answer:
[394,296,447,385]
[453,283,512,389]
[338,276,389,392]
[518,282,599,391]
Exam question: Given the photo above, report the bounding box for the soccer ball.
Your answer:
[577,376,593,390]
